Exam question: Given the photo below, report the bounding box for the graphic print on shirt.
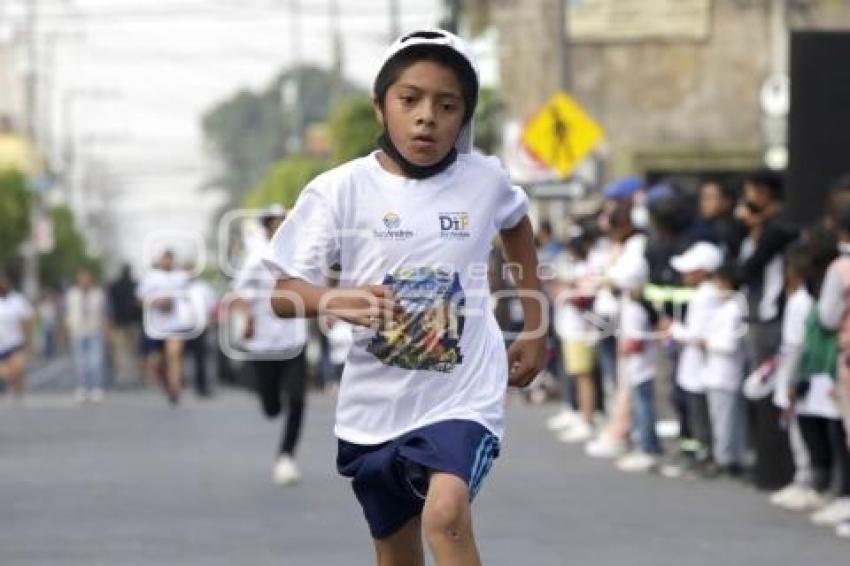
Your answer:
[366,266,465,372]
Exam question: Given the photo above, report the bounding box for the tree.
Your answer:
[202,65,360,205]
[243,155,329,210]
[0,170,30,267]
[474,87,505,155]
[328,95,381,165]
[39,206,99,289]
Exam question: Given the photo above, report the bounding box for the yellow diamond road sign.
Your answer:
[521,92,604,178]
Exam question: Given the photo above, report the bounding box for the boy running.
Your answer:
[263,30,545,565]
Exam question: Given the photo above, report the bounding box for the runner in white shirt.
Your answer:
[0,272,32,400]
[136,250,191,404]
[232,206,309,486]
[262,29,545,563]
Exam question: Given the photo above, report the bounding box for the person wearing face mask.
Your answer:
[262,30,544,564]
[734,170,800,492]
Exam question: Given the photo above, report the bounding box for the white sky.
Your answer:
[16,0,444,271]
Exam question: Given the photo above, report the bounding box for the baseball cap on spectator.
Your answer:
[670,242,724,274]
[603,175,643,200]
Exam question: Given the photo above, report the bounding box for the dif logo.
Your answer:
[439,212,470,239]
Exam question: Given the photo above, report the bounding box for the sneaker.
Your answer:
[616,451,658,473]
[273,455,300,486]
[547,409,581,431]
[558,420,594,443]
[836,520,850,539]
[777,487,827,512]
[811,498,850,526]
[585,434,627,459]
[89,389,105,403]
[770,484,799,506]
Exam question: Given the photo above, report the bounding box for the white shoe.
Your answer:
[585,434,627,459]
[558,420,594,443]
[89,389,105,403]
[836,521,850,539]
[273,455,300,486]
[74,389,88,403]
[774,486,827,512]
[547,409,581,431]
[616,451,658,473]
[770,484,797,505]
[811,498,850,526]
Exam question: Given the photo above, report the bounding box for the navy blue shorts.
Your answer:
[141,334,164,355]
[0,345,22,362]
[337,419,500,539]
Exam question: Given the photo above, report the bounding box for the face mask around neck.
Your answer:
[376,131,458,180]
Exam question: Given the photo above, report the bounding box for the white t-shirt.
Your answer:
[65,286,107,338]
[187,279,217,331]
[0,292,32,352]
[233,249,308,355]
[774,287,814,408]
[327,319,354,365]
[136,269,192,338]
[703,294,747,391]
[670,281,720,394]
[619,295,656,386]
[263,152,529,444]
[553,254,597,342]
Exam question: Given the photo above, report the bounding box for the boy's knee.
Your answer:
[422,483,470,541]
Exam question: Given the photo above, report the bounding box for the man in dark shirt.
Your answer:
[734,170,799,491]
[107,264,142,385]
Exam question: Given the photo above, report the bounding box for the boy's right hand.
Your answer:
[324,285,402,328]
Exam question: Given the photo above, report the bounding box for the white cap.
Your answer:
[670,242,723,274]
[375,29,479,154]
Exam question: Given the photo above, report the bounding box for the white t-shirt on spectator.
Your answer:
[263,152,529,444]
[670,280,720,394]
[554,254,597,342]
[0,292,32,352]
[620,295,656,386]
[233,249,308,356]
[773,287,813,408]
[703,294,748,391]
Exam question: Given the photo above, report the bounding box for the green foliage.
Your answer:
[243,155,330,210]
[0,171,31,267]
[474,87,505,155]
[328,95,381,164]
[40,206,100,289]
[202,65,360,205]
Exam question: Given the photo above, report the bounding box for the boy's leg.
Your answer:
[252,360,282,418]
[164,338,184,399]
[280,352,308,456]
[373,516,424,566]
[422,472,481,566]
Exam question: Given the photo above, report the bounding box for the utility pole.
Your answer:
[442,0,460,34]
[329,0,342,102]
[389,0,400,42]
[558,0,572,92]
[286,0,303,154]
[23,0,40,301]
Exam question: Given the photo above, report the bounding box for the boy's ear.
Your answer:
[372,97,385,127]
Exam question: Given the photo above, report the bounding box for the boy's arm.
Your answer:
[499,215,547,387]
[272,278,398,328]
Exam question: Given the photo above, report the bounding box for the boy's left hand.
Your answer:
[507,334,547,388]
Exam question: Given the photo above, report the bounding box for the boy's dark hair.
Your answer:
[744,169,784,202]
[374,44,478,124]
[784,242,811,281]
[829,173,850,194]
[700,178,738,201]
[838,199,850,233]
[566,235,589,260]
[714,263,740,290]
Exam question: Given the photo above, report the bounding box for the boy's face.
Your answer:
[699,183,728,220]
[374,60,466,167]
[681,270,707,286]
